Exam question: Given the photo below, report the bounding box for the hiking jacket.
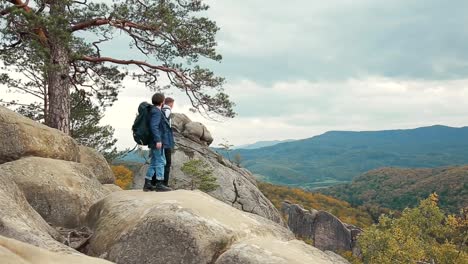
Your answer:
[161,105,175,149]
[149,106,174,149]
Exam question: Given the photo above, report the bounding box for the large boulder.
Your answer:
[0,235,113,264]
[85,190,343,264]
[216,238,349,264]
[0,106,80,164]
[171,113,191,133]
[0,157,108,228]
[133,133,283,224]
[79,146,115,184]
[172,113,213,145]
[282,202,361,253]
[183,122,214,145]
[0,171,72,253]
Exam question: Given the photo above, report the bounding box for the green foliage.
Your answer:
[358,194,468,264]
[258,182,374,228]
[320,166,468,214]
[181,159,218,192]
[70,92,118,161]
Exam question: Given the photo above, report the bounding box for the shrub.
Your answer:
[111,165,134,190]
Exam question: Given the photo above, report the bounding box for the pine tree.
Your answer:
[181,159,218,192]
[1,0,235,133]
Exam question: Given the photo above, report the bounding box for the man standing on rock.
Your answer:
[161,97,175,187]
[144,93,172,192]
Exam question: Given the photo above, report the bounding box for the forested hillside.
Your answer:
[224,125,468,188]
[319,166,468,213]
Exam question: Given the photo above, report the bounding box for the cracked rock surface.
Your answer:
[133,132,283,225]
[85,190,345,264]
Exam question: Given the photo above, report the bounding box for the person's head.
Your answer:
[151,93,165,107]
[164,97,175,109]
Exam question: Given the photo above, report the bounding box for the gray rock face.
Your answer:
[79,146,115,184]
[85,190,344,264]
[0,106,80,165]
[0,170,73,253]
[0,235,113,264]
[0,157,108,228]
[282,202,362,253]
[134,132,283,225]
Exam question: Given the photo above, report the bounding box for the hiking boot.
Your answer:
[154,182,172,192]
[143,179,155,192]
[163,180,169,187]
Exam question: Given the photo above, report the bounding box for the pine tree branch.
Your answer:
[77,56,189,84]
[1,0,29,16]
[71,18,161,32]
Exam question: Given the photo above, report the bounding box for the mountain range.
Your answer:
[218,125,468,189]
[234,139,295,150]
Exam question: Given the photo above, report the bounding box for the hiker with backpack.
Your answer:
[132,93,174,192]
[161,97,175,187]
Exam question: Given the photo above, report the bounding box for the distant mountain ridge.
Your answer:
[234,139,295,150]
[224,125,468,188]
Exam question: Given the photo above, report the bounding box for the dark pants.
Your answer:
[163,148,172,186]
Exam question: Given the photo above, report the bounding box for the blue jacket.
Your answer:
[149,106,175,149]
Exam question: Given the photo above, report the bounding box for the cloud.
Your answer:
[101,76,468,149]
[2,1,468,150]
[205,0,468,82]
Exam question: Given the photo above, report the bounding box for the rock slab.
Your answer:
[79,146,115,184]
[0,106,80,164]
[86,190,344,264]
[134,133,283,225]
[0,235,113,264]
[0,170,73,253]
[0,157,108,228]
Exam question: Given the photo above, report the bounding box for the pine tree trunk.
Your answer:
[46,3,71,134]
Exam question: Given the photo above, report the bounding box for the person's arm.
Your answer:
[150,108,162,144]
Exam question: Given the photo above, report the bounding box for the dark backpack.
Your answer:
[132,102,153,146]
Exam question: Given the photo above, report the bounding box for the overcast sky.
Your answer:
[2,0,468,149]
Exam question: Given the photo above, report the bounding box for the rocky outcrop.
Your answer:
[282,201,362,253]
[85,190,345,264]
[0,157,108,228]
[0,171,73,253]
[133,132,283,224]
[0,106,80,165]
[0,235,112,264]
[79,146,115,184]
[172,113,213,145]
